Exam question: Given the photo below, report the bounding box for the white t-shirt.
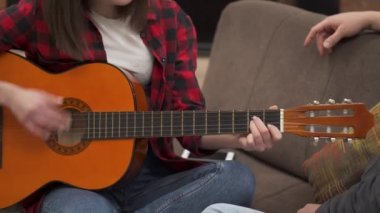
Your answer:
[90,11,154,86]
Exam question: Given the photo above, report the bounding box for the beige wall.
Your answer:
[0,0,5,9]
[341,0,380,11]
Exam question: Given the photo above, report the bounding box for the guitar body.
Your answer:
[0,53,148,208]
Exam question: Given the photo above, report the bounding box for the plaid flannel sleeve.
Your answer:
[0,0,35,52]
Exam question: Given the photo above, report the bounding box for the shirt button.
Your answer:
[161,58,167,63]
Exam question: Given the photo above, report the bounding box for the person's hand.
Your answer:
[297,204,321,213]
[6,86,71,140]
[304,12,372,55]
[237,106,282,152]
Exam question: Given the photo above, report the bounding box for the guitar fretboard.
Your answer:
[69,110,282,140]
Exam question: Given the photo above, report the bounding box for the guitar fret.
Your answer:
[93,112,95,139]
[110,112,113,138]
[129,112,132,137]
[142,111,151,137]
[86,112,90,139]
[194,111,205,135]
[126,112,129,137]
[152,112,160,137]
[128,113,131,137]
[101,112,104,138]
[217,111,230,134]
[99,112,102,139]
[183,111,194,135]
[218,110,221,134]
[160,112,170,137]
[193,110,195,135]
[142,112,145,137]
[118,112,121,138]
[205,110,208,134]
[171,111,173,136]
[137,112,144,137]
[206,111,218,134]
[106,112,113,138]
[105,112,107,138]
[134,112,136,137]
[151,112,153,137]
[232,110,235,134]
[247,110,249,133]
[102,112,105,138]
[172,111,181,136]
[160,111,163,137]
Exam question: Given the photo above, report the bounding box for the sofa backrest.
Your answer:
[202,0,380,179]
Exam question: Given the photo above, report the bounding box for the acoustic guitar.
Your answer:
[0,52,374,208]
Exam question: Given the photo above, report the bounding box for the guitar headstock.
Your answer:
[284,99,374,141]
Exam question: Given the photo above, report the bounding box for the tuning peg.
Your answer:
[313,100,320,105]
[313,137,320,146]
[342,99,352,115]
[343,98,352,104]
[344,138,353,144]
[327,99,336,104]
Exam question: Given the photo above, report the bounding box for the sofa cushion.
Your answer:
[235,150,314,213]
[303,103,380,203]
[202,0,328,180]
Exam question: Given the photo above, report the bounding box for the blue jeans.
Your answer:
[41,148,255,213]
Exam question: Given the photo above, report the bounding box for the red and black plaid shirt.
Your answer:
[0,0,212,171]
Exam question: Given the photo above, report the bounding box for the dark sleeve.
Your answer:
[0,0,36,51]
[317,157,380,213]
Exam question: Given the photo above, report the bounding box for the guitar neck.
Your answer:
[76,110,282,140]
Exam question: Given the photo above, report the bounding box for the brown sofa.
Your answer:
[202,0,380,212]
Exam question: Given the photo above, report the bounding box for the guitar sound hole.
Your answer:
[57,109,86,147]
[46,98,91,155]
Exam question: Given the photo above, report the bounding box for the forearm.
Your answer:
[363,11,380,31]
[200,134,241,150]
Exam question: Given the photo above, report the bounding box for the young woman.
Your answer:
[0,0,282,212]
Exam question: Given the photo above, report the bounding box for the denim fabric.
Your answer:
[41,187,119,213]
[41,148,255,213]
